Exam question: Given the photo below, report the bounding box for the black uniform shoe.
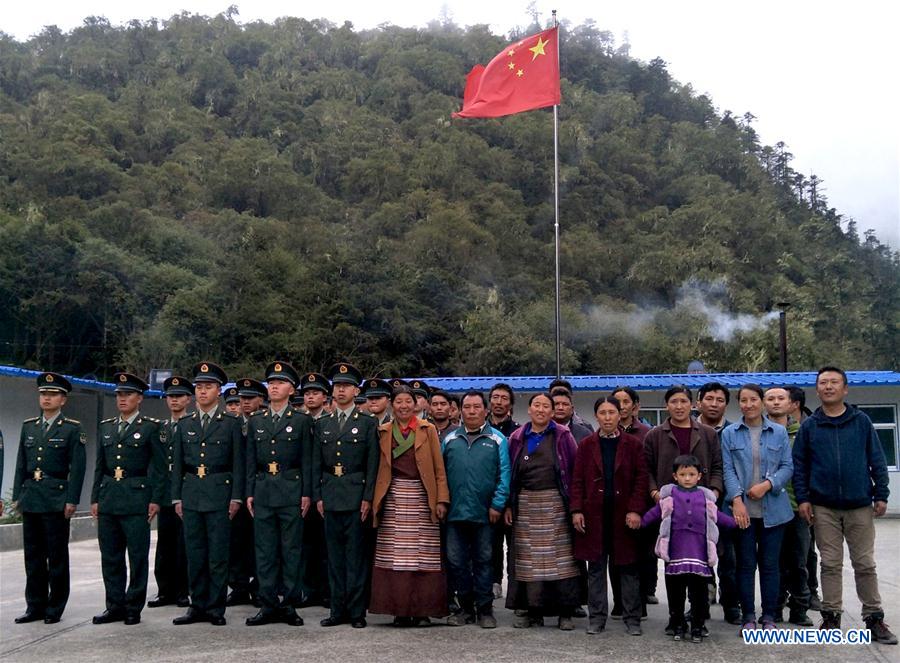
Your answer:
[351,617,367,628]
[226,591,253,606]
[15,611,45,624]
[147,596,175,608]
[173,608,206,625]
[246,610,278,626]
[281,609,304,626]
[43,615,61,624]
[320,616,345,627]
[208,615,227,626]
[124,613,141,625]
[92,610,126,625]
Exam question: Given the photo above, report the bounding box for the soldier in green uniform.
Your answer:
[91,372,166,625]
[224,387,241,416]
[228,377,267,608]
[410,379,432,421]
[172,362,245,626]
[364,379,393,426]
[298,372,331,608]
[12,372,87,624]
[148,376,193,608]
[244,361,312,625]
[315,362,380,628]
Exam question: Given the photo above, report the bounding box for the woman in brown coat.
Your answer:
[369,385,450,625]
[570,397,648,635]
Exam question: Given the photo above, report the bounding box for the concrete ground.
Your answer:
[1,522,899,662]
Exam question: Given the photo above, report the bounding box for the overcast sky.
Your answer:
[4,1,898,247]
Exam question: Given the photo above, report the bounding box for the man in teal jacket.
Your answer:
[441,390,511,629]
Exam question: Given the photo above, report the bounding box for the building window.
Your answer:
[640,408,667,427]
[859,405,898,470]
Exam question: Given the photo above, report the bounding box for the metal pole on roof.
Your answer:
[552,9,562,380]
[777,302,790,372]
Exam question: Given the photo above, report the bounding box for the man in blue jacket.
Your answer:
[792,366,896,645]
[442,390,511,629]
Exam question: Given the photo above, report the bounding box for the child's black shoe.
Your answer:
[673,624,686,641]
[691,627,703,643]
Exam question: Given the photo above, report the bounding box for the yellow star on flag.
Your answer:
[517,69,524,77]
[508,62,515,70]
[507,49,515,57]
[529,36,549,61]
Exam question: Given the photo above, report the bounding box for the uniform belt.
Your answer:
[105,469,147,481]
[184,464,230,478]
[328,465,362,477]
[257,462,301,476]
[30,469,67,481]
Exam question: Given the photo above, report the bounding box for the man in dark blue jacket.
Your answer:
[792,366,895,644]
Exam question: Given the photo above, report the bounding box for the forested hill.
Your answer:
[1,12,898,380]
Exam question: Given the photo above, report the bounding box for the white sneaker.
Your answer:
[492,583,503,599]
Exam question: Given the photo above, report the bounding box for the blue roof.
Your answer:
[2,365,899,395]
[416,371,900,392]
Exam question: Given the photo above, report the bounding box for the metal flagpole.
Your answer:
[552,9,561,379]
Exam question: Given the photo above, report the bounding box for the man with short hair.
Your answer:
[410,380,431,420]
[245,361,312,626]
[430,390,455,442]
[315,362,379,629]
[551,387,594,443]
[442,391,510,629]
[765,386,813,626]
[448,393,461,426]
[223,387,241,416]
[611,387,650,442]
[12,373,87,625]
[487,383,519,599]
[91,372,166,626]
[787,385,821,611]
[171,362,245,626]
[148,376,192,609]
[298,371,332,608]
[227,377,267,608]
[694,382,739,623]
[793,367,896,644]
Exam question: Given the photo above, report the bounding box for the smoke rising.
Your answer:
[586,279,778,342]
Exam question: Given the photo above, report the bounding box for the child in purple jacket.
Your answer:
[642,454,738,643]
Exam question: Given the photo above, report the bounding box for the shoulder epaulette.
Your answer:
[249,410,266,418]
[62,417,82,425]
[101,417,116,424]
[23,416,40,423]
[143,416,160,424]
[222,411,238,418]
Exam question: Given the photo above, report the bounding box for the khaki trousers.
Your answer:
[812,504,882,617]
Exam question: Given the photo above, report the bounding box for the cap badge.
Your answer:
[339,365,348,374]
[308,374,316,381]
[46,375,54,383]
[244,380,250,387]
[120,374,128,382]
[172,378,179,385]
[200,364,209,373]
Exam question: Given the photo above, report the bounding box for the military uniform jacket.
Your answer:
[313,408,379,512]
[13,414,87,513]
[91,415,166,515]
[158,417,187,509]
[246,407,313,508]
[171,410,245,511]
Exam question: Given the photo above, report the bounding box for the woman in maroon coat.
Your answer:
[570,397,648,635]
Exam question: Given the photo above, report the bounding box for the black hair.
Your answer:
[549,378,573,392]
[550,386,573,402]
[594,396,621,413]
[610,386,640,404]
[528,392,553,406]
[447,393,461,408]
[429,389,451,404]
[390,385,416,403]
[461,390,488,408]
[698,381,731,405]
[664,385,693,403]
[738,383,764,400]
[786,385,806,408]
[672,454,702,473]
[489,383,515,406]
[817,366,848,385]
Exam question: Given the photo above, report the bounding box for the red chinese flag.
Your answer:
[453,27,560,119]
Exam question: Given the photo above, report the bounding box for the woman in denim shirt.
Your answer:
[722,384,793,634]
